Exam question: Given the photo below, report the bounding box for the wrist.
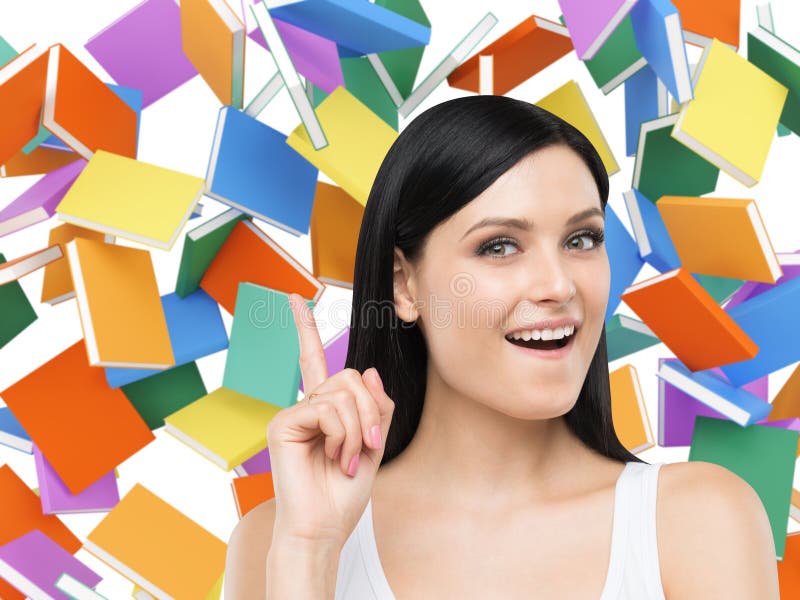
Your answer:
[267,533,342,600]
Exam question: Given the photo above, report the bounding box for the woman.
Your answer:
[225,95,778,599]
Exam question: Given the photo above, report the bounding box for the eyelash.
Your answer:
[475,228,606,259]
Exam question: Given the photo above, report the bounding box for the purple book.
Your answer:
[0,529,102,600]
[0,159,86,238]
[234,447,272,476]
[757,417,800,432]
[249,17,344,94]
[658,356,769,446]
[85,0,198,108]
[299,327,349,394]
[33,444,120,514]
[558,0,638,59]
[724,263,800,310]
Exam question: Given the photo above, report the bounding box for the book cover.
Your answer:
[623,188,681,273]
[558,0,637,60]
[309,182,364,289]
[609,364,655,454]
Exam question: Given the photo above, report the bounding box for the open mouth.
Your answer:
[504,327,577,352]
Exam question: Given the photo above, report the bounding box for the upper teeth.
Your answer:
[506,324,575,341]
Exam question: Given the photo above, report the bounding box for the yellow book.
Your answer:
[85,484,227,600]
[671,38,788,186]
[164,387,282,470]
[609,364,654,454]
[286,86,398,207]
[657,195,782,283]
[535,80,619,175]
[55,150,204,250]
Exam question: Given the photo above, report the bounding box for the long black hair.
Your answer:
[344,94,645,467]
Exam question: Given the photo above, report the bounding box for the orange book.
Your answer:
[43,44,138,160]
[65,237,174,369]
[671,0,740,49]
[310,181,364,289]
[779,531,800,596]
[85,484,227,600]
[620,267,758,371]
[41,223,114,305]
[0,464,81,600]
[0,244,63,285]
[0,145,81,177]
[0,340,155,494]
[200,219,325,315]
[769,364,800,422]
[447,15,573,95]
[609,364,655,454]
[0,44,48,166]
[231,472,274,518]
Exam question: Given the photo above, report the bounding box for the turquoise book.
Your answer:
[606,313,660,362]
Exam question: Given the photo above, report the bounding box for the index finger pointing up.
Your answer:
[288,293,328,395]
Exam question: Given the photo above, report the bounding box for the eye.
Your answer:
[475,237,520,259]
[567,228,605,251]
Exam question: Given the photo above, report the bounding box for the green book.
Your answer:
[747,27,800,136]
[374,0,430,99]
[120,361,208,429]
[693,273,745,306]
[174,208,251,298]
[0,253,37,349]
[0,35,15,68]
[688,415,798,560]
[222,282,312,408]
[633,114,720,202]
[606,313,660,362]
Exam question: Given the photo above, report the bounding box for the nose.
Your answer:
[524,247,577,308]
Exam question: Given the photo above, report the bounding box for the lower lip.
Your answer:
[505,330,577,359]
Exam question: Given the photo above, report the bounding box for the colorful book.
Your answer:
[577,13,646,94]
[535,80,619,175]
[180,0,244,107]
[66,238,174,369]
[0,245,63,285]
[633,114,719,202]
[205,106,318,236]
[671,38,787,187]
[55,150,204,250]
[200,219,325,315]
[164,387,282,470]
[0,159,86,239]
[0,407,32,454]
[120,361,208,430]
[55,573,110,600]
[768,363,800,423]
[656,196,782,283]
[747,26,800,137]
[232,472,274,518]
[85,484,226,600]
[620,267,758,371]
[778,531,800,595]
[309,182,364,289]
[609,364,655,454]
[104,289,226,388]
[629,0,693,103]
[0,530,102,600]
[446,15,572,96]
[623,188,681,273]
[373,0,430,99]
[174,208,251,298]
[0,253,38,350]
[688,415,798,560]
[233,447,271,477]
[604,203,645,323]
[0,340,155,494]
[0,144,81,178]
[43,44,138,160]
[623,65,669,156]
[557,0,637,60]
[671,0,740,48]
[33,444,120,515]
[724,258,800,310]
[605,313,660,362]
[0,34,15,67]
[694,272,745,305]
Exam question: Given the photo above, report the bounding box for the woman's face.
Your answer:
[394,144,610,419]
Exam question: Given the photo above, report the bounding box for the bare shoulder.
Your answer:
[656,461,779,599]
[224,498,276,600]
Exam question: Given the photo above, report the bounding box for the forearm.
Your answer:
[266,536,341,600]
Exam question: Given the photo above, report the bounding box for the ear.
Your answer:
[393,246,419,323]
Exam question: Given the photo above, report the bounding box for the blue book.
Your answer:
[717,275,800,386]
[270,0,431,55]
[623,65,668,156]
[629,0,692,103]
[657,360,772,427]
[623,188,681,273]
[205,106,318,237]
[0,407,32,453]
[605,203,645,323]
[104,289,228,388]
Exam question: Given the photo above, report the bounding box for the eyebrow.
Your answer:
[459,207,604,241]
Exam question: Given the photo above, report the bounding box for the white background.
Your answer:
[1,0,799,596]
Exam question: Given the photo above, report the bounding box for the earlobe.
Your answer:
[393,247,419,324]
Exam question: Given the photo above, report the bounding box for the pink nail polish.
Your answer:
[347,453,359,477]
[370,425,382,449]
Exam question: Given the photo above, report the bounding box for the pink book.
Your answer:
[558,0,638,59]
[33,444,120,515]
[0,529,101,600]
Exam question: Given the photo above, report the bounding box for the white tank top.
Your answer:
[334,461,667,599]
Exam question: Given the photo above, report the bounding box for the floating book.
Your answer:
[66,237,174,369]
[605,313,660,362]
[372,0,430,99]
[623,65,669,156]
[0,245,63,285]
[604,203,645,323]
[768,363,800,423]
[558,0,637,60]
[747,26,800,137]
[656,196,781,283]
[0,407,32,454]
[55,149,204,250]
[232,472,274,518]
[85,484,227,600]
[0,253,37,350]
[609,364,655,454]
[0,143,81,178]
[622,188,681,273]
[620,267,758,371]
[576,13,646,94]
[180,0,245,107]
[310,182,364,289]
[233,447,271,477]
[672,38,787,187]
[672,0,740,48]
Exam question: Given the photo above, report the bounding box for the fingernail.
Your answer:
[347,453,359,477]
[370,425,382,449]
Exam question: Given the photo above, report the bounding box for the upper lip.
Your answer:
[505,318,581,336]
